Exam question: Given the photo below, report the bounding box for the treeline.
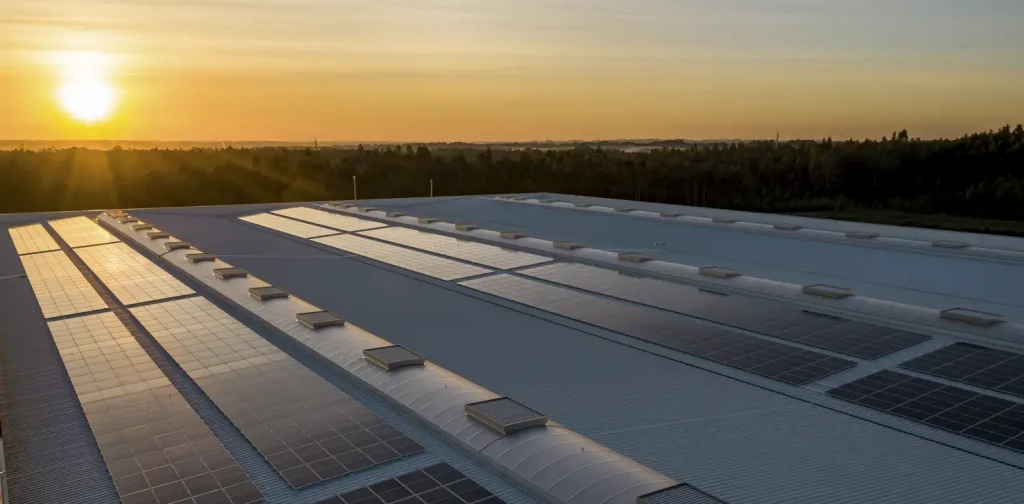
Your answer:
[1,125,1023,224]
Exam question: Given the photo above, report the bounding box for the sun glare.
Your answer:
[52,51,118,124]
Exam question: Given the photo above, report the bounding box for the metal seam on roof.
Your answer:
[98,212,678,504]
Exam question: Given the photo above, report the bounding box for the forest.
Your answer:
[2,125,1023,234]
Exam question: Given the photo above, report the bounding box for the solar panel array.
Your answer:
[8,223,60,255]
[461,275,855,385]
[314,463,506,504]
[131,297,423,489]
[272,207,387,232]
[48,216,120,248]
[901,343,1024,398]
[521,262,929,359]
[239,213,339,239]
[49,313,263,504]
[19,250,108,319]
[359,227,552,269]
[828,371,1024,453]
[75,243,194,306]
[314,234,491,281]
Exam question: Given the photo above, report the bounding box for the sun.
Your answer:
[58,79,116,123]
[51,51,118,124]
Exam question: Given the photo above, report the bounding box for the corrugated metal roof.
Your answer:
[117,206,1024,504]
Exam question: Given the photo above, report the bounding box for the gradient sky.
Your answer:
[2,0,1023,141]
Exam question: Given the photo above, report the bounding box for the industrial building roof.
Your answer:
[2,193,1024,504]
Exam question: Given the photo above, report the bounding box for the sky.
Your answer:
[1,0,1023,142]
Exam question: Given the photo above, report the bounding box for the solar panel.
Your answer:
[48,216,120,248]
[130,297,423,489]
[48,313,263,504]
[460,275,855,385]
[359,227,551,269]
[827,371,1024,453]
[75,243,195,306]
[900,343,1024,398]
[8,223,61,255]
[271,207,387,232]
[520,263,929,360]
[20,250,108,319]
[314,463,507,504]
[238,213,338,239]
[314,234,491,281]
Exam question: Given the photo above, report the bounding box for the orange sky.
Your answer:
[2,1,1023,142]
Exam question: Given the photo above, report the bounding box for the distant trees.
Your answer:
[1,125,1023,227]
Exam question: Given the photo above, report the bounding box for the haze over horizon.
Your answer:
[3,0,1023,142]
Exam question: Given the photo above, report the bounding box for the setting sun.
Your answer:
[51,50,118,124]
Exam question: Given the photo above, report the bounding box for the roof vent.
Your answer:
[553,242,584,250]
[105,210,127,218]
[455,224,478,231]
[186,253,215,263]
[660,212,682,218]
[802,284,855,299]
[248,286,290,301]
[574,203,591,208]
[618,252,653,263]
[147,231,169,239]
[214,267,249,279]
[418,217,439,224]
[538,199,556,204]
[359,207,377,212]
[845,231,878,239]
[614,207,635,213]
[386,212,406,218]
[131,223,154,231]
[117,216,138,224]
[499,232,527,240]
[940,308,1005,326]
[296,311,347,329]
[340,203,357,208]
[465,397,548,435]
[774,223,803,231]
[638,483,727,504]
[363,345,425,370]
[510,197,526,201]
[163,241,191,251]
[698,266,741,279]
[712,217,736,224]
[932,240,968,249]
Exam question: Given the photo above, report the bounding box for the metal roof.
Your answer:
[3,195,1024,503]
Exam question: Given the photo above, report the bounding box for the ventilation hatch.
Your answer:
[618,252,653,263]
[147,231,170,239]
[418,217,439,224]
[802,284,855,299]
[614,207,635,213]
[214,267,248,279]
[660,212,682,218]
[574,203,591,208]
[363,345,425,371]
[359,207,377,212]
[131,223,154,231]
[499,232,527,240]
[465,397,548,435]
[248,286,290,301]
[163,241,191,251]
[932,240,968,249]
[296,311,346,330]
[846,231,878,239]
[773,223,803,231]
[185,253,215,263]
[940,308,1005,327]
[117,216,138,224]
[698,266,741,279]
[711,217,736,224]
[386,212,406,218]
[455,224,478,231]
[553,242,584,251]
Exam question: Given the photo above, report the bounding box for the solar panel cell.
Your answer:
[130,297,423,489]
[461,274,855,385]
